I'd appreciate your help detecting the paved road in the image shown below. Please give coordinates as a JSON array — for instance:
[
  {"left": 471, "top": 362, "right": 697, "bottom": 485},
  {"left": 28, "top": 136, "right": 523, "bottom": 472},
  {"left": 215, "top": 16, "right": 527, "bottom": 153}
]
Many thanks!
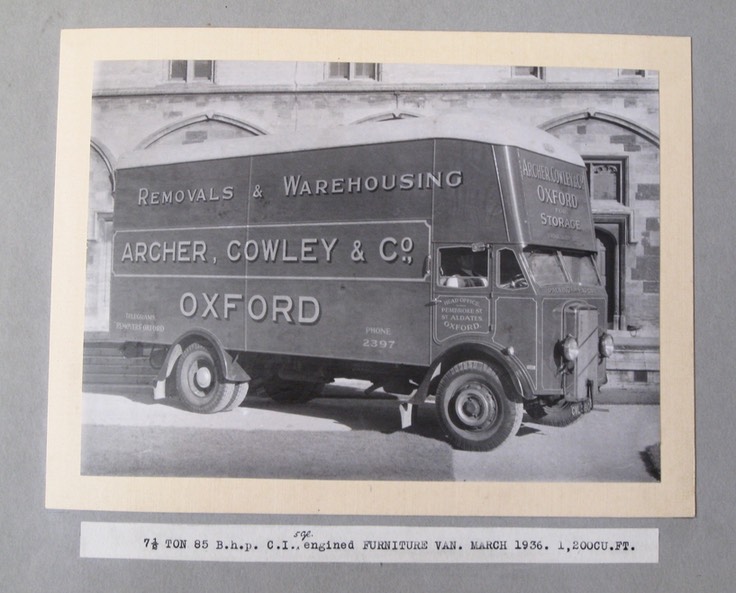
[{"left": 82, "top": 381, "right": 660, "bottom": 482}]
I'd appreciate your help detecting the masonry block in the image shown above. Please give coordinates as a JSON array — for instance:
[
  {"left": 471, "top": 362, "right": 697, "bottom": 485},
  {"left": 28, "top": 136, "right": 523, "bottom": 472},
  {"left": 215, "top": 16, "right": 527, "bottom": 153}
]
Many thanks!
[
  {"left": 631, "top": 256, "right": 660, "bottom": 281},
  {"left": 646, "top": 218, "right": 660, "bottom": 231},
  {"left": 636, "top": 184, "right": 660, "bottom": 201},
  {"left": 610, "top": 134, "right": 636, "bottom": 144}
]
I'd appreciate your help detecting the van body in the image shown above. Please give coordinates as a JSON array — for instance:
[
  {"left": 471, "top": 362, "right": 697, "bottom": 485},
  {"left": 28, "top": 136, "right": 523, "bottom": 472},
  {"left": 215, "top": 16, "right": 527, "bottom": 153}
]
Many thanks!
[{"left": 109, "top": 114, "right": 613, "bottom": 451}]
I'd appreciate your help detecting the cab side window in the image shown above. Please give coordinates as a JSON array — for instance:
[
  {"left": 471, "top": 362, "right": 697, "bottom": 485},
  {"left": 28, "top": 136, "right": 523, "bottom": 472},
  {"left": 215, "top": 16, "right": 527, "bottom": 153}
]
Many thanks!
[
  {"left": 438, "top": 246, "right": 489, "bottom": 288},
  {"left": 497, "top": 249, "right": 528, "bottom": 289}
]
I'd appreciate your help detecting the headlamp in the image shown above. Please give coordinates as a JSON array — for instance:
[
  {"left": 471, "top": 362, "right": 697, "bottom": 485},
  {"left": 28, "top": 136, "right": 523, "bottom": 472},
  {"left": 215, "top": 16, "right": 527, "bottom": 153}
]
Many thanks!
[
  {"left": 599, "top": 332, "right": 615, "bottom": 358},
  {"left": 561, "top": 335, "right": 579, "bottom": 361}
]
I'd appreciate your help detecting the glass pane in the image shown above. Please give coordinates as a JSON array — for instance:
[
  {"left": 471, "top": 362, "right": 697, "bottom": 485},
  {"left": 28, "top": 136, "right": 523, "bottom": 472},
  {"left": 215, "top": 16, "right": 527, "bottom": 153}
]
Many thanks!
[
  {"left": 193, "top": 60, "right": 213, "bottom": 80},
  {"left": 498, "top": 250, "right": 528, "bottom": 289},
  {"left": 524, "top": 249, "right": 567, "bottom": 285},
  {"left": 439, "top": 247, "right": 488, "bottom": 288},
  {"left": 513, "top": 66, "right": 542, "bottom": 78},
  {"left": 353, "top": 62, "right": 377, "bottom": 79},
  {"left": 170, "top": 60, "right": 187, "bottom": 81},
  {"left": 328, "top": 62, "right": 350, "bottom": 79},
  {"left": 561, "top": 252, "right": 600, "bottom": 285}
]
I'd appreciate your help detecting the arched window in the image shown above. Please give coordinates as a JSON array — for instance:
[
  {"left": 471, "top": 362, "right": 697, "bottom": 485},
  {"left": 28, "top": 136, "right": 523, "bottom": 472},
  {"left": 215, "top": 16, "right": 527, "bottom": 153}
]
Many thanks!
[
  {"left": 138, "top": 113, "right": 266, "bottom": 149},
  {"left": 351, "top": 112, "right": 420, "bottom": 124}
]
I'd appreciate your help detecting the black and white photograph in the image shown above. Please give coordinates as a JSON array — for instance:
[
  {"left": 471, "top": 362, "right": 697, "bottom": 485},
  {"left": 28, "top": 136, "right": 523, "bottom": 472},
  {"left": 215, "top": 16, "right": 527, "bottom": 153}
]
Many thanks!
[
  {"left": 80, "top": 58, "right": 661, "bottom": 483},
  {"left": 7, "top": 6, "right": 724, "bottom": 590},
  {"left": 43, "top": 29, "right": 693, "bottom": 520}
]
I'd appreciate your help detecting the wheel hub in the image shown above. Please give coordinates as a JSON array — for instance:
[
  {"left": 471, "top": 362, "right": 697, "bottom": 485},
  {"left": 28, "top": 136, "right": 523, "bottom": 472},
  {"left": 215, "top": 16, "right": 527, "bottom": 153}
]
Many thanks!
[
  {"left": 194, "top": 366, "right": 212, "bottom": 390},
  {"left": 454, "top": 382, "right": 496, "bottom": 428}
]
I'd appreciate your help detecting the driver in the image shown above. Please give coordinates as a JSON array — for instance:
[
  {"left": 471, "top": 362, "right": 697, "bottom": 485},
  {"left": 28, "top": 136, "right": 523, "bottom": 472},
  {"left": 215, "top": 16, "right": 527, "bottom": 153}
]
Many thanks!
[
  {"left": 448, "top": 251, "right": 488, "bottom": 287},
  {"left": 456, "top": 252, "right": 477, "bottom": 277}
]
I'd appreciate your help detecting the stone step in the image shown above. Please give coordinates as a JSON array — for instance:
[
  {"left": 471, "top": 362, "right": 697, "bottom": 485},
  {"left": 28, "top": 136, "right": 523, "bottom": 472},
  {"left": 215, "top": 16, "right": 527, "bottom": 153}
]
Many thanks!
[
  {"left": 83, "top": 383, "right": 153, "bottom": 396},
  {"left": 83, "top": 357, "right": 153, "bottom": 369},
  {"left": 83, "top": 372, "right": 156, "bottom": 386},
  {"left": 83, "top": 340, "right": 158, "bottom": 391}
]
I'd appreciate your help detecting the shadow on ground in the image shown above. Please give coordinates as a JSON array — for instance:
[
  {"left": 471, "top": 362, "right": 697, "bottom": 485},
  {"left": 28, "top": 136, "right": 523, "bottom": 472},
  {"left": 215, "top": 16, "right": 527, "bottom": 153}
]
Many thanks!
[
  {"left": 109, "top": 381, "right": 452, "bottom": 443},
  {"left": 81, "top": 423, "right": 457, "bottom": 480}
]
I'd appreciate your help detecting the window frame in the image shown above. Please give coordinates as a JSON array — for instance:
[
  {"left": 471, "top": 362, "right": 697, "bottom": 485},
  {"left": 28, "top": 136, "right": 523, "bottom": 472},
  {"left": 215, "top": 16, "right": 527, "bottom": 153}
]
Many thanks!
[
  {"left": 619, "top": 68, "right": 647, "bottom": 78},
  {"left": 325, "top": 62, "right": 380, "bottom": 81},
  {"left": 436, "top": 245, "right": 490, "bottom": 290},
  {"left": 511, "top": 66, "right": 546, "bottom": 80},
  {"left": 495, "top": 247, "right": 530, "bottom": 290},
  {"left": 584, "top": 156, "right": 629, "bottom": 206},
  {"left": 168, "top": 60, "right": 215, "bottom": 83}
]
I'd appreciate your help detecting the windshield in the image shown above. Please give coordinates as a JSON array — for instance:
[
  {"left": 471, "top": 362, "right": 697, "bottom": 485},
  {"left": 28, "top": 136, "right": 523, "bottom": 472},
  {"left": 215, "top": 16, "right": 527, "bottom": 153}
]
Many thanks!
[
  {"left": 523, "top": 248, "right": 600, "bottom": 286},
  {"left": 560, "top": 251, "right": 600, "bottom": 285},
  {"left": 524, "top": 249, "right": 567, "bottom": 285}
]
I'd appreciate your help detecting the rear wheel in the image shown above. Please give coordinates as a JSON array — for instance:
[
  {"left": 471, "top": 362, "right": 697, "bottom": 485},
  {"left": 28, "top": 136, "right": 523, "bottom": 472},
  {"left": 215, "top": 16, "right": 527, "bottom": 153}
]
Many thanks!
[
  {"left": 222, "top": 381, "right": 249, "bottom": 411},
  {"left": 175, "top": 343, "right": 241, "bottom": 414},
  {"left": 436, "top": 360, "right": 523, "bottom": 451}
]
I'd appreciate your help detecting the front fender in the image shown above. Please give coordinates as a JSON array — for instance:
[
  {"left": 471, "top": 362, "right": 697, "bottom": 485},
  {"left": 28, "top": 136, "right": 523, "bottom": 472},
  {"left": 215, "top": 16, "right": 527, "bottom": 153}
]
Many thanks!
[{"left": 410, "top": 343, "right": 533, "bottom": 405}]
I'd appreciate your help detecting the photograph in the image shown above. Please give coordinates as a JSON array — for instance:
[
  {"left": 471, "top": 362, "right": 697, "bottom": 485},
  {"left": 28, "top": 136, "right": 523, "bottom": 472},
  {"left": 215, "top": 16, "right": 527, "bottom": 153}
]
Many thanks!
[
  {"left": 80, "top": 59, "right": 661, "bottom": 483},
  {"left": 44, "top": 28, "right": 693, "bottom": 519}
]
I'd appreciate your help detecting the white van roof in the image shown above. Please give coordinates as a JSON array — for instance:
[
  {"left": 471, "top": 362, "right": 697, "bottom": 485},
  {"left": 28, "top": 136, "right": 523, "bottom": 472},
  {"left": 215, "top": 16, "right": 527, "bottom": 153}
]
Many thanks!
[{"left": 117, "top": 112, "right": 584, "bottom": 170}]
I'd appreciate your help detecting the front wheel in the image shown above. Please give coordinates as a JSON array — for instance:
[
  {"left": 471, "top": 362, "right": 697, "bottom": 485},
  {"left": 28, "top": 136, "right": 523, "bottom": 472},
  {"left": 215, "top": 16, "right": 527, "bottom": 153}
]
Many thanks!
[
  {"left": 175, "top": 343, "right": 243, "bottom": 414},
  {"left": 532, "top": 398, "right": 581, "bottom": 427},
  {"left": 436, "top": 361, "right": 523, "bottom": 451}
]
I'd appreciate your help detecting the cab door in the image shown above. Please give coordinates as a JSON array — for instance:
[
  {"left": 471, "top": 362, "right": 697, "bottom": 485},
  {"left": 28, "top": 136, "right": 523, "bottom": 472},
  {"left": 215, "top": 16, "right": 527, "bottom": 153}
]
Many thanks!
[
  {"left": 431, "top": 244, "right": 493, "bottom": 355},
  {"left": 492, "top": 247, "right": 538, "bottom": 389}
]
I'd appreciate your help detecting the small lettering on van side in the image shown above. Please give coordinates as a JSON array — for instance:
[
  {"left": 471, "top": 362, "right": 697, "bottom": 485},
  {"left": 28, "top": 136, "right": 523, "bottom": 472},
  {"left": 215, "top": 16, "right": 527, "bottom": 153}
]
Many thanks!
[{"left": 519, "top": 159, "right": 585, "bottom": 190}]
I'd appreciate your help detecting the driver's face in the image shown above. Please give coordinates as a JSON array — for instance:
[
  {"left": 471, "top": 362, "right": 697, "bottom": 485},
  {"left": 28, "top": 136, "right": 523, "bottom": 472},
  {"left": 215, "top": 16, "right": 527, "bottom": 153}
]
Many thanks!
[{"left": 459, "top": 253, "right": 473, "bottom": 268}]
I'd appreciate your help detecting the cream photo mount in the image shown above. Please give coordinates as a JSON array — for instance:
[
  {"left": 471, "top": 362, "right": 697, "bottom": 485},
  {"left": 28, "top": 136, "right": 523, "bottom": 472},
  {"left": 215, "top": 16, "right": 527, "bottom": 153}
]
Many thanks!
[{"left": 47, "top": 28, "right": 693, "bottom": 517}]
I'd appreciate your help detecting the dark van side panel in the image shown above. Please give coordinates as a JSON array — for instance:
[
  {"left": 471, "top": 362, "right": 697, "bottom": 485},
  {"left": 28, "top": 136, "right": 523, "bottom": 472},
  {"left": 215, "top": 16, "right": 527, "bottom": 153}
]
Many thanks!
[
  {"left": 248, "top": 140, "right": 436, "bottom": 225},
  {"left": 431, "top": 139, "right": 507, "bottom": 244}
]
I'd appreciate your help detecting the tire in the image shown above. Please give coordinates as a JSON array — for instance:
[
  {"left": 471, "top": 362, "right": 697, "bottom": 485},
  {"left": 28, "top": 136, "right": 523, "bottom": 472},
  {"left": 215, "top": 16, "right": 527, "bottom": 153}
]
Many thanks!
[
  {"left": 263, "top": 380, "right": 324, "bottom": 403},
  {"left": 222, "top": 381, "right": 249, "bottom": 411},
  {"left": 532, "top": 399, "right": 581, "bottom": 427},
  {"left": 436, "top": 360, "right": 523, "bottom": 451},
  {"left": 175, "top": 342, "right": 239, "bottom": 414}
]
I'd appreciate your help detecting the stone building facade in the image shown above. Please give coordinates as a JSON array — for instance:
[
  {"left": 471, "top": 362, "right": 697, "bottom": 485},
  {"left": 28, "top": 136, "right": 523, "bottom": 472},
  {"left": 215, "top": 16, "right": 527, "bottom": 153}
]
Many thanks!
[{"left": 86, "top": 60, "right": 660, "bottom": 390}]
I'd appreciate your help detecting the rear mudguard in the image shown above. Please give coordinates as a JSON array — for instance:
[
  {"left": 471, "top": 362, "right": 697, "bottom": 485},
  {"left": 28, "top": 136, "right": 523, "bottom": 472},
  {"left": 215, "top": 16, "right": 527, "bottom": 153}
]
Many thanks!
[{"left": 152, "top": 329, "right": 250, "bottom": 399}]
